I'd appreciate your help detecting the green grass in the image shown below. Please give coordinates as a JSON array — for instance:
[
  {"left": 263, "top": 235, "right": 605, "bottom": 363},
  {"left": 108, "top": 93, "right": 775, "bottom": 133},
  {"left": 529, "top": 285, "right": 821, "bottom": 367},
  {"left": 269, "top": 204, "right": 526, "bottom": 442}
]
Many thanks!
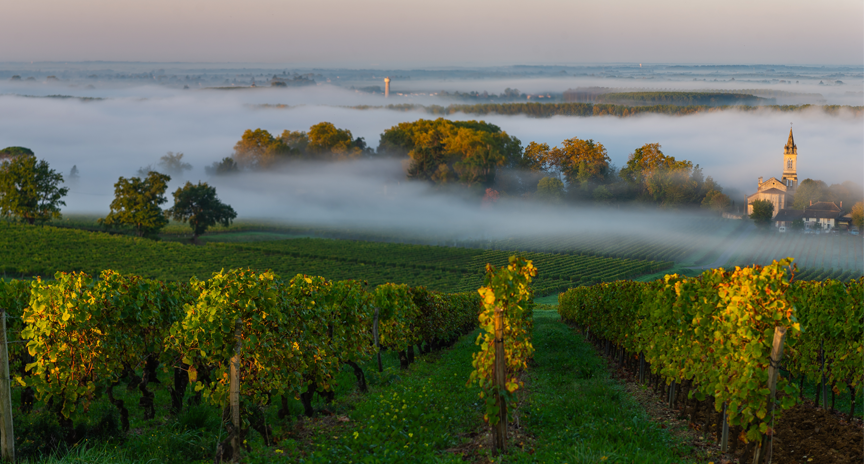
[
  {"left": 263, "top": 332, "right": 485, "bottom": 463},
  {"left": 501, "top": 311, "right": 700, "bottom": 463}
]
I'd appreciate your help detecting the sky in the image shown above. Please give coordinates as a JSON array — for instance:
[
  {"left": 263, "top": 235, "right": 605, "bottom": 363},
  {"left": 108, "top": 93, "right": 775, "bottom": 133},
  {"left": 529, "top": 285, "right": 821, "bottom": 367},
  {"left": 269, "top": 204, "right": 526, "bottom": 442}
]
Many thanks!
[{"left": 2, "top": 0, "right": 863, "bottom": 66}]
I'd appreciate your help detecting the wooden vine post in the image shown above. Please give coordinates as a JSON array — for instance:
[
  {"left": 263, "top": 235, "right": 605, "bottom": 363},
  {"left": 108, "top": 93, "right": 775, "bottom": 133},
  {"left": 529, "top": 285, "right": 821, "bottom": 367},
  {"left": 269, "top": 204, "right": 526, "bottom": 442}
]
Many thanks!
[
  {"left": 752, "top": 326, "right": 787, "bottom": 464},
  {"left": 373, "top": 307, "right": 382, "bottom": 373},
  {"left": 230, "top": 318, "right": 242, "bottom": 463},
  {"left": 0, "top": 309, "right": 14, "bottom": 463},
  {"left": 492, "top": 304, "right": 507, "bottom": 453}
]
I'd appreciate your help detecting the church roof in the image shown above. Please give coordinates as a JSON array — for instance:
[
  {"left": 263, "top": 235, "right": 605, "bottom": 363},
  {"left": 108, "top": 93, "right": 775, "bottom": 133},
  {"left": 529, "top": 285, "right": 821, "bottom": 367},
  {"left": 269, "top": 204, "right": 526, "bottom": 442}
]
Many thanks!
[
  {"left": 785, "top": 128, "right": 796, "bottom": 150},
  {"left": 758, "top": 188, "right": 787, "bottom": 195}
]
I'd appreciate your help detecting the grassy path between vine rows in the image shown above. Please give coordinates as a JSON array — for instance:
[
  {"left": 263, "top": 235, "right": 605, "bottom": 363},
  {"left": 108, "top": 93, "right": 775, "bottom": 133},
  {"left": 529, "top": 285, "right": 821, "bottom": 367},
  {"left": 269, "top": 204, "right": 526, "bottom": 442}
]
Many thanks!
[
  {"left": 264, "top": 330, "right": 486, "bottom": 464},
  {"left": 251, "top": 310, "right": 703, "bottom": 464},
  {"left": 500, "top": 310, "right": 701, "bottom": 464}
]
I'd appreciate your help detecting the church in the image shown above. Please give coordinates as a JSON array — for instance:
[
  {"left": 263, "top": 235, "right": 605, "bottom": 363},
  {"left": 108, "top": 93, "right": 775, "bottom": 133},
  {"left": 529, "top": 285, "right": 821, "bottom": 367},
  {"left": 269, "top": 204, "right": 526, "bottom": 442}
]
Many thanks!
[{"left": 746, "top": 129, "right": 798, "bottom": 217}]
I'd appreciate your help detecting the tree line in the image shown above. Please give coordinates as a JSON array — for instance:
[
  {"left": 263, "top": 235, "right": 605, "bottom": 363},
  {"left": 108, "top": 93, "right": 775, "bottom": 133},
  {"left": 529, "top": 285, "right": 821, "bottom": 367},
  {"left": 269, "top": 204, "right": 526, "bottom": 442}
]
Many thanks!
[
  {"left": 344, "top": 103, "right": 864, "bottom": 119},
  {"left": 0, "top": 151, "right": 236, "bottom": 241}
]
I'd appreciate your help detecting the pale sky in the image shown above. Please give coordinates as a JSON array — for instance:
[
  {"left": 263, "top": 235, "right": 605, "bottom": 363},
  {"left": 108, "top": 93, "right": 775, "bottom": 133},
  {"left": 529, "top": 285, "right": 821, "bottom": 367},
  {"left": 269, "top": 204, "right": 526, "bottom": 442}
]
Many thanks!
[{"left": 2, "top": 0, "right": 863, "bottom": 66}]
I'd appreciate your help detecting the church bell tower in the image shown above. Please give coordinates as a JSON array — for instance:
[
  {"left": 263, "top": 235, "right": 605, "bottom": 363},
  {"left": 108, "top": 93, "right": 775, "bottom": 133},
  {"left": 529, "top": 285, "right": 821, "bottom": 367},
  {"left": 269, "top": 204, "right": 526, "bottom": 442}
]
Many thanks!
[{"left": 782, "top": 128, "right": 798, "bottom": 189}]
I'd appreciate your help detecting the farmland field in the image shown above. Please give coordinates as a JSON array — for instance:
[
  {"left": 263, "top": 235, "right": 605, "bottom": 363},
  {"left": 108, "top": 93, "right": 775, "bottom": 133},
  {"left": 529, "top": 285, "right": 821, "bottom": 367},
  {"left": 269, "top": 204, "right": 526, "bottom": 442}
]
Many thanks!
[{"left": 0, "top": 222, "right": 671, "bottom": 295}]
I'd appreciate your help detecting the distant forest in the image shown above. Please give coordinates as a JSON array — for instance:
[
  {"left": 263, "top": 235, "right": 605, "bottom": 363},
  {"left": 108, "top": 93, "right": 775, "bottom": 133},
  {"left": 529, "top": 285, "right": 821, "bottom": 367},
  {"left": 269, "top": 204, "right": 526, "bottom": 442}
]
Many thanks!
[
  {"left": 345, "top": 102, "right": 863, "bottom": 118},
  {"left": 594, "top": 92, "right": 772, "bottom": 106}
]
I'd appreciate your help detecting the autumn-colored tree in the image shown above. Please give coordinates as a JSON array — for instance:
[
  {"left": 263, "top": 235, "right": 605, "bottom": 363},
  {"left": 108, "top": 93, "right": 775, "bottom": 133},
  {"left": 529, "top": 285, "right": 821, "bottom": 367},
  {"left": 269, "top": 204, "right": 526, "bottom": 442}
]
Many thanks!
[
  {"left": 307, "top": 122, "right": 363, "bottom": 159},
  {"left": 550, "top": 138, "right": 611, "bottom": 189},
  {"left": 233, "top": 129, "right": 293, "bottom": 169},
  {"left": 521, "top": 142, "right": 552, "bottom": 172},
  {"left": 852, "top": 201, "right": 864, "bottom": 230},
  {"left": 380, "top": 118, "right": 521, "bottom": 187},
  {"left": 481, "top": 188, "right": 500, "bottom": 208},
  {"left": 619, "top": 143, "right": 693, "bottom": 188}
]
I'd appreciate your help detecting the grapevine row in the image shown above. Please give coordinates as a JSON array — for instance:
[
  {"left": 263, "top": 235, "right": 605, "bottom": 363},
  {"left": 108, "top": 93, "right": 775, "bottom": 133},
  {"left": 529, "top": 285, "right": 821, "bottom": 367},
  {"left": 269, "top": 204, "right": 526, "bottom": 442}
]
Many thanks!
[{"left": 3, "top": 268, "right": 481, "bottom": 447}]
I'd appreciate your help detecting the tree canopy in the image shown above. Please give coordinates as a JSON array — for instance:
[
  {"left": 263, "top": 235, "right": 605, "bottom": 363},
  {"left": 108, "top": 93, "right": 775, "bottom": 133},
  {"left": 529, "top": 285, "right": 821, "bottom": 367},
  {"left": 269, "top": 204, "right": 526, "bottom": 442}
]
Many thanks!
[
  {"left": 378, "top": 118, "right": 522, "bottom": 187},
  {"left": 205, "top": 157, "right": 240, "bottom": 176},
  {"left": 158, "top": 152, "right": 193, "bottom": 176},
  {"left": 523, "top": 138, "right": 611, "bottom": 191},
  {"left": 792, "top": 179, "right": 829, "bottom": 210},
  {"left": 232, "top": 123, "right": 368, "bottom": 168},
  {"left": 167, "top": 181, "right": 237, "bottom": 242},
  {"left": 852, "top": 202, "right": 864, "bottom": 230},
  {"left": 99, "top": 171, "right": 171, "bottom": 238},
  {"left": 0, "top": 146, "right": 34, "bottom": 161},
  {"left": 0, "top": 154, "right": 68, "bottom": 224},
  {"left": 536, "top": 177, "right": 564, "bottom": 203},
  {"left": 750, "top": 199, "right": 774, "bottom": 228}
]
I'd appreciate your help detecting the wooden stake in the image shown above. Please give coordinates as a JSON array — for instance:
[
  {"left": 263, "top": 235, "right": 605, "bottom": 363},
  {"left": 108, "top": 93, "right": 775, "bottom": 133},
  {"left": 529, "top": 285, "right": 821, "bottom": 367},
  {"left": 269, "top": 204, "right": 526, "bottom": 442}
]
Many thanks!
[
  {"left": 373, "top": 307, "right": 382, "bottom": 373},
  {"left": 752, "top": 326, "right": 787, "bottom": 464},
  {"left": 819, "top": 341, "right": 828, "bottom": 410},
  {"left": 230, "top": 318, "right": 242, "bottom": 462},
  {"left": 0, "top": 310, "right": 14, "bottom": 463},
  {"left": 721, "top": 403, "right": 729, "bottom": 453},
  {"left": 492, "top": 305, "right": 507, "bottom": 454},
  {"left": 638, "top": 353, "right": 645, "bottom": 383}
]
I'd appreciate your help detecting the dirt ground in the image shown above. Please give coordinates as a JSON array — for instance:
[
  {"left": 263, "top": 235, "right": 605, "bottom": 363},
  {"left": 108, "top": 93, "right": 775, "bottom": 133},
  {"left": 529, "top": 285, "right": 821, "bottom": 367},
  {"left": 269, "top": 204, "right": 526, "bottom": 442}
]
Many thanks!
[{"left": 598, "top": 344, "right": 863, "bottom": 464}]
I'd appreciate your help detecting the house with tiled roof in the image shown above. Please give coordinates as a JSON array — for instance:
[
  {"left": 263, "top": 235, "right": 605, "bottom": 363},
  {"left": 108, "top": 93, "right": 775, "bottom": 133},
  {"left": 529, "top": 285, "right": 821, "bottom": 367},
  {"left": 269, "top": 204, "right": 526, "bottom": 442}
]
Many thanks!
[{"left": 773, "top": 201, "right": 845, "bottom": 230}]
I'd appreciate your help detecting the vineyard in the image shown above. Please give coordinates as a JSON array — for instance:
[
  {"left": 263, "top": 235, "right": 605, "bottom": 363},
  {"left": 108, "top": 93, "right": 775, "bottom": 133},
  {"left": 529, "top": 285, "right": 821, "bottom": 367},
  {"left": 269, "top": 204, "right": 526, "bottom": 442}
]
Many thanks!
[
  {"left": 724, "top": 233, "right": 864, "bottom": 274},
  {"left": 2, "top": 269, "right": 482, "bottom": 462},
  {"left": 559, "top": 261, "right": 864, "bottom": 463},
  {"left": 0, "top": 222, "right": 670, "bottom": 296}
]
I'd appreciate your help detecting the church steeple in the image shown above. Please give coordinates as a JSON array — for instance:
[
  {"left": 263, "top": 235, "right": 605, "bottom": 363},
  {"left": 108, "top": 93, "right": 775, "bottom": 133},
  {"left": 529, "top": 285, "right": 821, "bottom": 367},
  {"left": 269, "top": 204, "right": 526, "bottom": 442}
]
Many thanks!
[
  {"left": 784, "top": 128, "right": 796, "bottom": 154},
  {"left": 782, "top": 128, "right": 797, "bottom": 189}
]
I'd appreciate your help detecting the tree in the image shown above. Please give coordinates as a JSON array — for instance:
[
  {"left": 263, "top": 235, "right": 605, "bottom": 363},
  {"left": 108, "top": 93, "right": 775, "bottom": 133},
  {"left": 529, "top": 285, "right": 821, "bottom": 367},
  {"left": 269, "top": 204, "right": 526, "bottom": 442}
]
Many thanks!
[
  {"left": 99, "top": 171, "right": 171, "bottom": 238},
  {"left": 620, "top": 143, "right": 692, "bottom": 188},
  {"left": 158, "top": 152, "right": 192, "bottom": 176},
  {"left": 233, "top": 129, "right": 293, "bottom": 169},
  {"left": 69, "top": 165, "right": 79, "bottom": 179},
  {"left": 279, "top": 130, "right": 309, "bottom": 153},
  {"left": 791, "top": 179, "right": 830, "bottom": 209},
  {"left": 536, "top": 176, "right": 564, "bottom": 202},
  {"left": 556, "top": 138, "right": 610, "bottom": 189},
  {"left": 0, "top": 146, "right": 34, "bottom": 161},
  {"left": 205, "top": 157, "right": 240, "bottom": 176},
  {"left": 790, "top": 218, "right": 805, "bottom": 231},
  {"left": 379, "top": 118, "right": 521, "bottom": 187},
  {"left": 306, "top": 122, "right": 366, "bottom": 159},
  {"left": 750, "top": 199, "right": 774, "bottom": 229},
  {"left": 701, "top": 190, "right": 731, "bottom": 213},
  {"left": 521, "top": 142, "right": 552, "bottom": 172},
  {"left": 0, "top": 154, "right": 68, "bottom": 224},
  {"left": 167, "top": 182, "right": 237, "bottom": 242},
  {"left": 852, "top": 202, "right": 864, "bottom": 230}
]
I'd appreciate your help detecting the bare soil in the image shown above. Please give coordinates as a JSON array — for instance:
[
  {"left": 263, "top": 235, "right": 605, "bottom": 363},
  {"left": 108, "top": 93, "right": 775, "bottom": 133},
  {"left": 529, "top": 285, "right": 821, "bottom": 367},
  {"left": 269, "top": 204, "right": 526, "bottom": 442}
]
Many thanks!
[{"left": 597, "top": 343, "right": 863, "bottom": 464}]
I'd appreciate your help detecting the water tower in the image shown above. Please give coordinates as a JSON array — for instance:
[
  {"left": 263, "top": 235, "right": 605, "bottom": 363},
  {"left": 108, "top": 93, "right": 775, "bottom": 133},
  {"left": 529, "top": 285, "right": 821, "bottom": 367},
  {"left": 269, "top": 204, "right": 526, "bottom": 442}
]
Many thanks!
[{"left": 384, "top": 77, "right": 391, "bottom": 98}]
